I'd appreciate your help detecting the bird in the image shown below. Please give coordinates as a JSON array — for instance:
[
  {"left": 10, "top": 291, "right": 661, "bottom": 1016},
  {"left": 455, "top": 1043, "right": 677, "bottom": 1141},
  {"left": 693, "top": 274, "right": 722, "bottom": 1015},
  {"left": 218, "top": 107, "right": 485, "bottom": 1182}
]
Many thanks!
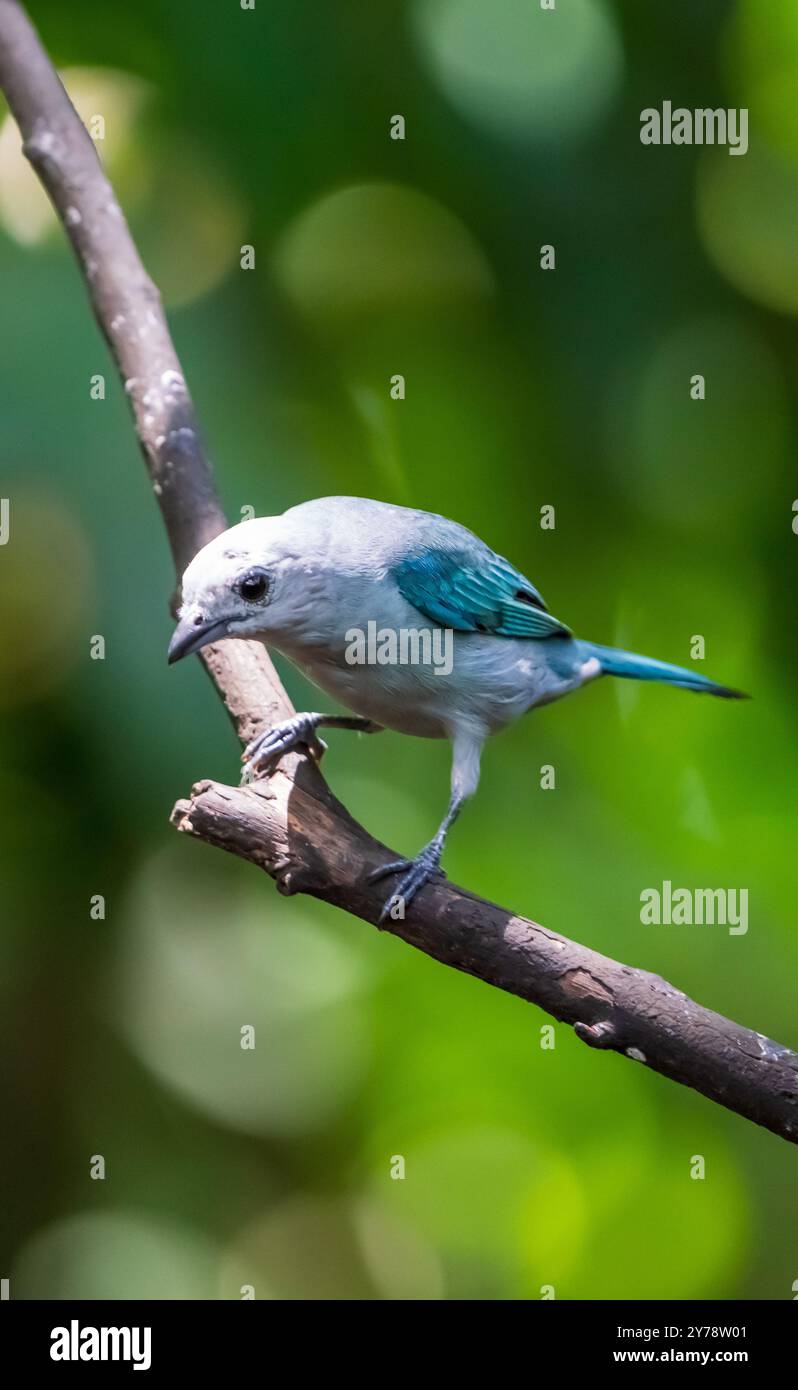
[{"left": 168, "top": 496, "right": 745, "bottom": 921}]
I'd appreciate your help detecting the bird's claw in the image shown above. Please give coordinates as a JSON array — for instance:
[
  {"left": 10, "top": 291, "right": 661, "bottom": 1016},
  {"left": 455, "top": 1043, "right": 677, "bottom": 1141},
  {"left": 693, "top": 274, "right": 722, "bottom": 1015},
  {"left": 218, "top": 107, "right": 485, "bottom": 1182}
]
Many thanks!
[
  {"left": 240, "top": 715, "right": 327, "bottom": 784},
  {"left": 371, "top": 844, "right": 446, "bottom": 923},
  {"left": 369, "top": 858, "right": 414, "bottom": 884}
]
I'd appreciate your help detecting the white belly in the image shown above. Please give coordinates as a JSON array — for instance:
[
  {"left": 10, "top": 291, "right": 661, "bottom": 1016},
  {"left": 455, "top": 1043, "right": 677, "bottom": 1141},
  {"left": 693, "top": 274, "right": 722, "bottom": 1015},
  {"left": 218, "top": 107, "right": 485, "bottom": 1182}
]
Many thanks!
[{"left": 268, "top": 630, "right": 588, "bottom": 740}]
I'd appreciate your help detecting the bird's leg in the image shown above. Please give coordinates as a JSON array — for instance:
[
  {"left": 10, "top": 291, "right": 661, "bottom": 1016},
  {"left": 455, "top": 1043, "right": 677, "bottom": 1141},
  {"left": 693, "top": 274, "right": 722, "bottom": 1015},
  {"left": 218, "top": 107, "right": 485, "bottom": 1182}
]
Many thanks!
[
  {"left": 241, "top": 713, "right": 382, "bottom": 783},
  {"left": 370, "top": 793, "right": 464, "bottom": 923}
]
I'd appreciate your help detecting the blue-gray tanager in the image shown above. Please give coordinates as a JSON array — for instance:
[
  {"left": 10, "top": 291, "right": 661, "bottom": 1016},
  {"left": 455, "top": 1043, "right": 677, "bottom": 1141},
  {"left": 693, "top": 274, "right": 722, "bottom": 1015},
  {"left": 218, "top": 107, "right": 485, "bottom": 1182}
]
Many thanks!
[{"left": 168, "top": 496, "right": 744, "bottom": 918}]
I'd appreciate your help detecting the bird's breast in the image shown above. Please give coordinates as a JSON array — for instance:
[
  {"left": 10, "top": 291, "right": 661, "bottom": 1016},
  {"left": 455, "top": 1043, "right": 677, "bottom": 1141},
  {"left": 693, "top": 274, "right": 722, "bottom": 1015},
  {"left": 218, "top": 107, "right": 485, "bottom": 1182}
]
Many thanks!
[
  {"left": 267, "top": 625, "right": 586, "bottom": 740},
  {"left": 284, "top": 641, "right": 453, "bottom": 737}
]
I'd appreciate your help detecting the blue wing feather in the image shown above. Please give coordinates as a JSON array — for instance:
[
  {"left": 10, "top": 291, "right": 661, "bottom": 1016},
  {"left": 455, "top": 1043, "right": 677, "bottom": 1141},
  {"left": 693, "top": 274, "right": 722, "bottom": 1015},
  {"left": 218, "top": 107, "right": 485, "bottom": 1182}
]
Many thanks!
[{"left": 393, "top": 548, "right": 571, "bottom": 639}]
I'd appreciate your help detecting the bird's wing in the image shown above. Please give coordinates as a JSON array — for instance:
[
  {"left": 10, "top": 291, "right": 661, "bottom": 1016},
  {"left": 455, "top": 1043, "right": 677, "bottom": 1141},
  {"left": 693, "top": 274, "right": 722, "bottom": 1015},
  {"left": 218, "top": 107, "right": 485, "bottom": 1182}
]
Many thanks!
[{"left": 393, "top": 546, "right": 571, "bottom": 639}]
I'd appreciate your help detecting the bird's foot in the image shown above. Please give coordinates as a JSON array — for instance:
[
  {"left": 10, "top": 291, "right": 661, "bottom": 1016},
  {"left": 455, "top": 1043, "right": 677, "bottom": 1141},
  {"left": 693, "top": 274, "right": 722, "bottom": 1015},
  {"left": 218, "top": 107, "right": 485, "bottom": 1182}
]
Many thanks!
[
  {"left": 241, "top": 714, "right": 327, "bottom": 783},
  {"left": 370, "top": 841, "right": 446, "bottom": 923}
]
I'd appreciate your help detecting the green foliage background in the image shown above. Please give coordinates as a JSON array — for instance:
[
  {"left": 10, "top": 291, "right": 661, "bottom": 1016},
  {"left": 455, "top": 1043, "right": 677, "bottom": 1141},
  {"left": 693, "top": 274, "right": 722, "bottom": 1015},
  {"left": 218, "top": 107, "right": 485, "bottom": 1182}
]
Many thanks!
[{"left": 1, "top": 0, "right": 796, "bottom": 1299}]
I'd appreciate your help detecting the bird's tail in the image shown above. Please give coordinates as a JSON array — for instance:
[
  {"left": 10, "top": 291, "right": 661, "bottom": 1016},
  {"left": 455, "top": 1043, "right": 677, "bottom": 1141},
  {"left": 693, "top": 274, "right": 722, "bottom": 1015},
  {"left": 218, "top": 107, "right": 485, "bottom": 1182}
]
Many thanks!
[{"left": 579, "top": 641, "right": 748, "bottom": 699}]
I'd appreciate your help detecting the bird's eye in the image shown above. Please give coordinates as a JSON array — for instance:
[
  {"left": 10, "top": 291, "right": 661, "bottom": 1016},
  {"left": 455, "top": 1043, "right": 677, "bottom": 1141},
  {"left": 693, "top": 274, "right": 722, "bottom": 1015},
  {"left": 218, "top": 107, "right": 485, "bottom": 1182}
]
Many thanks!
[{"left": 237, "top": 568, "right": 270, "bottom": 603}]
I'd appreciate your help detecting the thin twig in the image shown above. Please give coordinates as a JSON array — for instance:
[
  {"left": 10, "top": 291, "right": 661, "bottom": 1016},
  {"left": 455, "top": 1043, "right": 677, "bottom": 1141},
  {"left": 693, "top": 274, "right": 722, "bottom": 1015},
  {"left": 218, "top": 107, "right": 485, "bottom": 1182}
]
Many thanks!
[
  {"left": 2, "top": 0, "right": 795, "bottom": 1145},
  {"left": 0, "top": 0, "right": 289, "bottom": 746}
]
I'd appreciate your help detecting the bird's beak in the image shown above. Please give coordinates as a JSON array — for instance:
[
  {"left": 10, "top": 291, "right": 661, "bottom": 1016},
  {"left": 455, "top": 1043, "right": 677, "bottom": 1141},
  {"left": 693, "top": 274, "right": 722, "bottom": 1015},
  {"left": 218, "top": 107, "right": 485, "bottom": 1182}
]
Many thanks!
[{"left": 167, "top": 613, "right": 229, "bottom": 664}]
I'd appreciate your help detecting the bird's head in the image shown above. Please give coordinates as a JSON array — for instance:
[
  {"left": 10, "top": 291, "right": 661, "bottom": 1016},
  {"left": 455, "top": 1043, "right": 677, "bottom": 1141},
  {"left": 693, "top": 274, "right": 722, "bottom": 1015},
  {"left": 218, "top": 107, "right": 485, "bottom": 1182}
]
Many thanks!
[{"left": 167, "top": 516, "right": 298, "bottom": 664}]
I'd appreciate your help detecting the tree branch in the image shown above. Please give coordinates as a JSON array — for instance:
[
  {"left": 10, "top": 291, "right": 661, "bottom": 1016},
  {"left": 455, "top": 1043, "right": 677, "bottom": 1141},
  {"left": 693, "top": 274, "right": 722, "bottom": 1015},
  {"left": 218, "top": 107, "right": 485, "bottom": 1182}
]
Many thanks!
[
  {"left": 2, "top": 0, "right": 796, "bottom": 1146},
  {"left": 0, "top": 0, "right": 289, "bottom": 747},
  {"left": 170, "top": 776, "right": 798, "bottom": 1145}
]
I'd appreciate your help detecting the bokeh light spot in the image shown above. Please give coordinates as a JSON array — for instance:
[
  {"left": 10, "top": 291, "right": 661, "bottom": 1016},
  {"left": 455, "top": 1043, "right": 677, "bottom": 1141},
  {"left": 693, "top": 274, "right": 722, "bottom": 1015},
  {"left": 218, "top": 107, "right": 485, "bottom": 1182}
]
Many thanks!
[
  {"left": 135, "top": 142, "right": 247, "bottom": 309},
  {"left": 115, "top": 848, "right": 371, "bottom": 1137},
  {"left": 0, "top": 492, "right": 92, "bottom": 709},
  {"left": 14, "top": 1210, "right": 217, "bottom": 1299},
  {"left": 723, "top": 0, "right": 798, "bottom": 162},
  {"left": 413, "top": 0, "right": 622, "bottom": 146},
  {"left": 274, "top": 182, "right": 494, "bottom": 325},
  {"left": 371, "top": 1126, "right": 584, "bottom": 1298},
  {"left": 0, "top": 68, "right": 150, "bottom": 245},
  {"left": 697, "top": 147, "right": 798, "bottom": 316},
  {"left": 221, "top": 1196, "right": 444, "bottom": 1300}
]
